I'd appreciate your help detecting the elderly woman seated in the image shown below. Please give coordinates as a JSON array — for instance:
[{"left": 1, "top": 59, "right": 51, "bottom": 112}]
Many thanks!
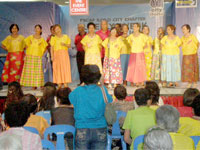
[
  {"left": 144, "top": 126, "right": 173, "bottom": 150},
  {"left": 156, "top": 105, "right": 195, "bottom": 150}
]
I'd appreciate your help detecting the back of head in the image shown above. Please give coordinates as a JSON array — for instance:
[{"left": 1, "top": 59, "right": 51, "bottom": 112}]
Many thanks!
[
  {"left": 5, "top": 101, "right": 30, "bottom": 127},
  {"left": 156, "top": 105, "right": 180, "bottom": 132},
  {"left": 7, "top": 81, "right": 24, "bottom": 103},
  {"left": 81, "top": 65, "right": 101, "bottom": 85},
  {"left": 43, "top": 82, "right": 57, "bottom": 97},
  {"left": 183, "top": 88, "right": 200, "bottom": 106},
  {"left": 39, "top": 84, "right": 56, "bottom": 110},
  {"left": 192, "top": 94, "right": 200, "bottom": 116},
  {"left": 145, "top": 81, "right": 160, "bottom": 105},
  {"left": 0, "top": 134, "right": 22, "bottom": 150},
  {"left": 44, "top": 82, "right": 57, "bottom": 89},
  {"left": 21, "top": 94, "right": 38, "bottom": 114},
  {"left": 144, "top": 126, "right": 173, "bottom": 150},
  {"left": 114, "top": 85, "right": 127, "bottom": 100},
  {"left": 134, "top": 88, "right": 150, "bottom": 106},
  {"left": 57, "top": 87, "right": 71, "bottom": 105}
]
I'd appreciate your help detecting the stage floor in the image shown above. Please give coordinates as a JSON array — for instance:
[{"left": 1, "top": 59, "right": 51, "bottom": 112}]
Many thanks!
[{"left": 0, "top": 81, "right": 199, "bottom": 97}]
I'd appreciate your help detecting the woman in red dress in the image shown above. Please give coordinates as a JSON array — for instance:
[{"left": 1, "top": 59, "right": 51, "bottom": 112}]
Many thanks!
[{"left": 1, "top": 24, "right": 25, "bottom": 83}]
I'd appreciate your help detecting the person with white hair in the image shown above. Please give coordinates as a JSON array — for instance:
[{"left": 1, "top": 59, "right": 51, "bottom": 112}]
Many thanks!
[
  {"left": 156, "top": 105, "right": 195, "bottom": 150},
  {"left": 144, "top": 126, "right": 173, "bottom": 150},
  {"left": 0, "top": 134, "right": 22, "bottom": 150},
  {"left": 96, "top": 20, "right": 110, "bottom": 64}
]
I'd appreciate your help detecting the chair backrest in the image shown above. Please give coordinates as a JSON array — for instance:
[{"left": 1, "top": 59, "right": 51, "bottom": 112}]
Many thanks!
[
  {"left": 112, "top": 111, "right": 127, "bottom": 136},
  {"left": 42, "top": 139, "right": 55, "bottom": 150},
  {"left": 24, "top": 126, "right": 39, "bottom": 135},
  {"left": 44, "top": 125, "right": 75, "bottom": 150},
  {"left": 190, "top": 136, "right": 200, "bottom": 148},
  {"left": 35, "top": 111, "right": 51, "bottom": 125},
  {"left": 133, "top": 135, "right": 144, "bottom": 150}
]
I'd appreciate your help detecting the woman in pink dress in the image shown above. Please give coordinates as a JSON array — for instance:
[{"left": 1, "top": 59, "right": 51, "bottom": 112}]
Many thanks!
[{"left": 126, "top": 23, "right": 147, "bottom": 87}]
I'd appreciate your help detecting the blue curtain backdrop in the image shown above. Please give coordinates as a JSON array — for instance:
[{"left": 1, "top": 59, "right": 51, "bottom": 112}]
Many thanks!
[{"left": 0, "top": 2, "right": 176, "bottom": 82}]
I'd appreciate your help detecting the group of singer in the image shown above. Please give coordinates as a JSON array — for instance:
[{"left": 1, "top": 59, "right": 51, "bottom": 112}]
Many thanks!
[{"left": 1, "top": 20, "right": 199, "bottom": 89}]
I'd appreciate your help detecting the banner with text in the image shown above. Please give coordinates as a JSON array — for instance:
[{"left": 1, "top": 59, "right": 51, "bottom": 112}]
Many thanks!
[{"left": 70, "top": 0, "right": 89, "bottom": 15}]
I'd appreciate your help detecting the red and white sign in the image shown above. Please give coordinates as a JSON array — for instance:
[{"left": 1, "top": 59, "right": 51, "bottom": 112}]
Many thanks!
[{"left": 70, "top": 0, "right": 89, "bottom": 16}]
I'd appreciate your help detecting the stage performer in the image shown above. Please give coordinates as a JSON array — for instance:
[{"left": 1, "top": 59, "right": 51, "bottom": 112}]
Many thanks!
[
  {"left": 20, "top": 24, "right": 47, "bottom": 89},
  {"left": 151, "top": 27, "right": 165, "bottom": 82},
  {"left": 161, "top": 24, "right": 181, "bottom": 87},
  {"left": 126, "top": 23, "right": 147, "bottom": 87},
  {"left": 115, "top": 23, "right": 123, "bottom": 36},
  {"left": 1, "top": 24, "right": 25, "bottom": 83},
  {"left": 96, "top": 20, "right": 110, "bottom": 64},
  {"left": 50, "top": 24, "right": 72, "bottom": 88},
  {"left": 74, "top": 24, "right": 86, "bottom": 85},
  {"left": 44, "top": 25, "right": 54, "bottom": 83},
  {"left": 181, "top": 24, "right": 199, "bottom": 88},
  {"left": 120, "top": 24, "right": 131, "bottom": 86},
  {"left": 81, "top": 22, "right": 103, "bottom": 73},
  {"left": 142, "top": 25, "right": 153, "bottom": 81},
  {"left": 102, "top": 27, "right": 123, "bottom": 88}
]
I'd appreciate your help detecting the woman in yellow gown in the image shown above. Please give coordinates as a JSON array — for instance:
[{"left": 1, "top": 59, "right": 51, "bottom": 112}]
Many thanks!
[
  {"left": 120, "top": 24, "right": 131, "bottom": 86},
  {"left": 126, "top": 23, "right": 147, "bottom": 87},
  {"left": 20, "top": 25, "right": 47, "bottom": 89},
  {"left": 81, "top": 22, "right": 102, "bottom": 73},
  {"left": 151, "top": 27, "right": 165, "bottom": 81},
  {"left": 161, "top": 25, "right": 181, "bottom": 87},
  {"left": 142, "top": 25, "right": 153, "bottom": 81},
  {"left": 50, "top": 24, "right": 71, "bottom": 88},
  {"left": 102, "top": 27, "right": 123, "bottom": 88},
  {"left": 181, "top": 24, "right": 199, "bottom": 88}
]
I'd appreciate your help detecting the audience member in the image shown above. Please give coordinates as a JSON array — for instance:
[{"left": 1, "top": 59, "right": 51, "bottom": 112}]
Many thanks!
[
  {"left": 112, "top": 85, "right": 134, "bottom": 112},
  {"left": 134, "top": 81, "right": 163, "bottom": 109},
  {"left": 38, "top": 82, "right": 57, "bottom": 111},
  {"left": 0, "top": 134, "right": 22, "bottom": 150},
  {"left": 177, "top": 88, "right": 199, "bottom": 117},
  {"left": 144, "top": 126, "right": 173, "bottom": 150},
  {"left": 51, "top": 87, "right": 74, "bottom": 150},
  {"left": 178, "top": 94, "right": 200, "bottom": 136},
  {"left": 156, "top": 105, "right": 194, "bottom": 149},
  {"left": 6, "top": 81, "right": 23, "bottom": 105},
  {"left": 123, "top": 88, "right": 156, "bottom": 149},
  {"left": 23, "top": 94, "right": 49, "bottom": 137},
  {"left": 1, "top": 101, "right": 42, "bottom": 150},
  {"left": 69, "top": 65, "right": 112, "bottom": 150},
  {"left": 145, "top": 81, "right": 161, "bottom": 110}
]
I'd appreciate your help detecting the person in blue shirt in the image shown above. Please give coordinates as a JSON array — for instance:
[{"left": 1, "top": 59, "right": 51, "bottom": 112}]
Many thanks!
[{"left": 69, "top": 64, "right": 113, "bottom": 150}]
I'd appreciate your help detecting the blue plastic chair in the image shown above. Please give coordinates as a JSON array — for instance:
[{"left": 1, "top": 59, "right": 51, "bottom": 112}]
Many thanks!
[
  {"left": 133, "top": 135, "right": 144, "bottom": 150},
  {"left": 190, "top": 136, "right": 200, "bottom": 148},
  {"left": 24, "top": 126, "right": 39, "bottom": 135},
  {"left": 35, "top": 110, "right": 51, "bottom": 125},
  {"left": 107, "top": 111, "right": 127, "bottom": 150},
  {"left": 44, "top": 125, "right": 75, "bottom": 150},
  {"left": 42, "top": 139, "right": 55, "bottom": 150}
]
